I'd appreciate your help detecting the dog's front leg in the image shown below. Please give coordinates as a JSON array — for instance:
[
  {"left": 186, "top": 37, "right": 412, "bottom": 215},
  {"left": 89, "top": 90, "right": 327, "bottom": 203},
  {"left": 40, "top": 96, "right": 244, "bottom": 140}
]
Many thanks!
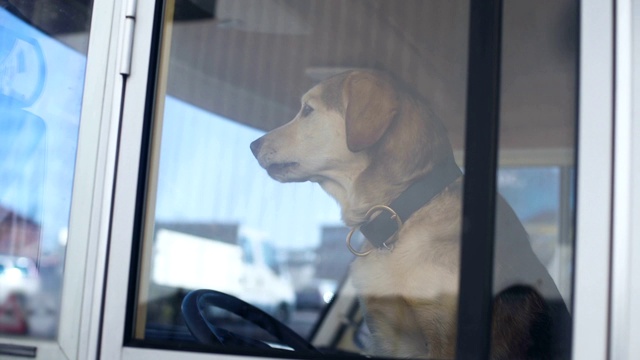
[
  {"left": 363, "top": 295, "right": 457, "bottom": 359},
  {"left": 409, "top": 293, "right": 458, "bottom": 359}
]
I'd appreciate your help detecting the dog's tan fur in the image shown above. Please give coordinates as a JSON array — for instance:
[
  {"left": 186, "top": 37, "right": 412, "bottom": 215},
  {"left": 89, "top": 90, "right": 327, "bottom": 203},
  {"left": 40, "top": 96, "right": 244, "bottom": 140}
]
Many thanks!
[{"left": 251, "top": 70, "right": 568, "bottom": 359}]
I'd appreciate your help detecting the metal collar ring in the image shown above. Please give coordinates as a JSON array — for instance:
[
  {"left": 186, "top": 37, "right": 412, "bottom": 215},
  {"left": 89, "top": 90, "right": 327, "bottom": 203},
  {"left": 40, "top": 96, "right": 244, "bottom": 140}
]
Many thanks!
[{"left": 346, "top": 205, "right": 403, "bottom": 257}]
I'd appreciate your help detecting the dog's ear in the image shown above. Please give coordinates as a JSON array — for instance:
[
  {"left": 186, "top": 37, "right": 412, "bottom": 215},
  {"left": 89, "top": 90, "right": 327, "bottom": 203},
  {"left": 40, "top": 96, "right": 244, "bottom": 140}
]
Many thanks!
[{"left": 344, "top": 72, "right": 398, "bottom": 152}]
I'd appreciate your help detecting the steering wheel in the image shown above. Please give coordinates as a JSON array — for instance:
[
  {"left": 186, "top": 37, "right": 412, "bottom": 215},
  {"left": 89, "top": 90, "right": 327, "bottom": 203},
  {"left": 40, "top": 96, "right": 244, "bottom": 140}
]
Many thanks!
[{"left": 181, "top": 289, "right": 320, "bottom": 354}]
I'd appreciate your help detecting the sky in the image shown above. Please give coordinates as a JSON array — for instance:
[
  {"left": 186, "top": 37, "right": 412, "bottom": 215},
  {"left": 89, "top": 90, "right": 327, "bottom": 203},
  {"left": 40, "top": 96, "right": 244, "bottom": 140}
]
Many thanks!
[
  {"left": 156, "top": 96, "right": 343, "bottom": 250},
  {"left": 1, "top": 8, "right": 85, "bottom": 253}
]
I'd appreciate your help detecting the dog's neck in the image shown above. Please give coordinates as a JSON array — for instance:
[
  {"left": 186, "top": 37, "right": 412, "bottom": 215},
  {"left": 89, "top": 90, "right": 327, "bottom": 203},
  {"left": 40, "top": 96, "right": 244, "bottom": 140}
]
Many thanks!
[
  {"left": 317, "top": 161, "right": 436, "bottom": 227},
  {"left": 318, "top": 184, "right": 378, "bottom": 227},
  {"left": 319, "top": 95, "right": 453, "bottom": 228},
  {"left": 350, "top": 167, "right": 433, "bottom": 226},
  {"left": 313, "top": 164, "right": 371, "bottom": 226}
]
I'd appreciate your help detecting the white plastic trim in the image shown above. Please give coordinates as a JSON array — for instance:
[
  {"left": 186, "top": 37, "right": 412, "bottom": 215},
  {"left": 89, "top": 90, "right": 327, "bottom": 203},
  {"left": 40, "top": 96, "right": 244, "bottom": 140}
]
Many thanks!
[
  {"left": 610, "top": 0, "right": 639, "bottom": 359},
  {"left": 122, "top": 347, "right": 285, "bottom": 360},
  {"left": 98, "top": 0, "right": 157, "bottom": 358},
  {"left": 0, "top": 0, "right": 122, "bottom": 359},
  {"left": 628, "top": 2, "right": 640, "bottom": 358},
  {"left": 572, "top": 1, "right": 614, "bottom": 360}
]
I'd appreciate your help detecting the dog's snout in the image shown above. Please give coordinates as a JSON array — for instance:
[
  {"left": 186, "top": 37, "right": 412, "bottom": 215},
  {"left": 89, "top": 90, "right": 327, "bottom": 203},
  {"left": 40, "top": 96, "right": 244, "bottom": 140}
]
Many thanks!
[{"left": 250, "top": 137, "right": 264, "bottom": 157}]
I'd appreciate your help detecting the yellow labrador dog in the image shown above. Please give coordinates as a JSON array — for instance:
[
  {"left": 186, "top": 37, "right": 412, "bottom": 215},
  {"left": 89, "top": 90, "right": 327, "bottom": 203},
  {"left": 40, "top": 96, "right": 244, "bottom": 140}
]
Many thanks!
[{"left": 251, "top": 70, "right": 570, "bottom": 359}]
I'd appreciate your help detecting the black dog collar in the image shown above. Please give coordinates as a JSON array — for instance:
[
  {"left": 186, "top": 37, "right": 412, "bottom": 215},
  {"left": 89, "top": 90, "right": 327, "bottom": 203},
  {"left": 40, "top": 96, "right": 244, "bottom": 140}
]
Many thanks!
[{"left": 357, "top": 158, "right": 462, "bottom": 251}]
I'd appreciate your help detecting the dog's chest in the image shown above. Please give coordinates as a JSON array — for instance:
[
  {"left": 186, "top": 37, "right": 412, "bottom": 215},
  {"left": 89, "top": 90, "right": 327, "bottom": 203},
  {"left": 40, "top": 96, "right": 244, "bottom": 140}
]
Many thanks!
[{"left": 349, "top": 206, "right": 460, "bottom": 301}]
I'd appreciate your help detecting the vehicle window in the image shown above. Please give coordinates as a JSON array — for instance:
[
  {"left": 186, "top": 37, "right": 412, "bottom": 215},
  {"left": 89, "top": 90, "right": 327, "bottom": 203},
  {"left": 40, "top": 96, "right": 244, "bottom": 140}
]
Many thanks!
[
  {"left": 497, "top": 167, "right": 574, "bottom": 304},
  {"left": 129, "top": 0, "right": 576, "bottom": 358},
  {"left": 239, "top": 236, "right": 255, "bottom": 264},
  {"left": 0, "top": 1, "right": 92, "bottom": 339},
  {"left": 486, "top": 1, "right": 577, "bottom": 355},
  {"left": 262, "top": 242, "right": 279, "bottom": 275}
]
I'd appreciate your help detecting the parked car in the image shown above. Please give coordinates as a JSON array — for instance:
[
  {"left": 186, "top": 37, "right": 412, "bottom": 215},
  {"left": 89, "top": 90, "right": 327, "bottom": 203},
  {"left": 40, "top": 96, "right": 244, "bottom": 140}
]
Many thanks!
[
  {"left": 0, "top": 255, "right": 40, "bottom": 304},
  {"left": 295, "top": 279, "right": 337, "bottom": 310}
]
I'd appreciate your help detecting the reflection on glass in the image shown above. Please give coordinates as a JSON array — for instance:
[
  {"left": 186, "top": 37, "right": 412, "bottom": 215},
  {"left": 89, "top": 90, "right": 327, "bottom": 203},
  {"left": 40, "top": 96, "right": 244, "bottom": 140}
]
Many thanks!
[
  {"left": 498, "top": 167, "right": 574, "bottom": 304},
  {"left": 138, "top": 1, "right": 470, "bottom": 356},
  {"left": 135, "top": 0, "right": 575, "bottom": 359},
  {"left": 0, "top": 3, "right": 91, "bottom": 338},
  {"left": 489, "top": 0, "right": 578, "bottom": 357},
  {"left": 143, "top": 97, "right": 342, "bottom": 340}
]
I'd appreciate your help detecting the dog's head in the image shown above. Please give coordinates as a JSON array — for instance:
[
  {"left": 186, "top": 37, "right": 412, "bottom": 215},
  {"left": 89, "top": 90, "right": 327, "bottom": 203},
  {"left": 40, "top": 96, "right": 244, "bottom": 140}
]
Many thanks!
[
  {"left": 250, "top": 70, "right": 404, "bottom": 180},
  {"left": 250, "top": 70, "right": 453, "bottom": 208}
]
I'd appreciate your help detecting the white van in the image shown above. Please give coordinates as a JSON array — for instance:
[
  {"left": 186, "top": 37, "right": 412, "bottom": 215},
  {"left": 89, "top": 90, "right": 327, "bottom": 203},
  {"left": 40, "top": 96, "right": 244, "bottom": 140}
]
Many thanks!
[{"left": 151, "top": 224, "right": 295, "bottom": 323}]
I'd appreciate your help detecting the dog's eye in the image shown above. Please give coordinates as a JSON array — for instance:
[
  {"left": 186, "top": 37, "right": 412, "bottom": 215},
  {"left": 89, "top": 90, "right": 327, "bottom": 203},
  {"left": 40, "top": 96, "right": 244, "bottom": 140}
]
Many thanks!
[{"left": 301, "top": 104, "right": 314, "bottom": 117}]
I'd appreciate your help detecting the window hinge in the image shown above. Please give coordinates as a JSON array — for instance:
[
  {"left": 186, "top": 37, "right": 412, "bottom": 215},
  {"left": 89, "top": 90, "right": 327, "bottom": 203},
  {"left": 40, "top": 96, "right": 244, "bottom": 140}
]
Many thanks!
[{"left": 119, "top": 0, "right": 138, "bottom": 76}]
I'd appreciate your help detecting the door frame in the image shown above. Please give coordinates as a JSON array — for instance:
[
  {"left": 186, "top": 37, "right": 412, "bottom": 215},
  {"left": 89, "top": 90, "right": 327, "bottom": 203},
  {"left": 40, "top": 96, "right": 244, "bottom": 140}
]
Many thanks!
[{"left": 98, "top": 0, "right": 621, "bottom": 359}]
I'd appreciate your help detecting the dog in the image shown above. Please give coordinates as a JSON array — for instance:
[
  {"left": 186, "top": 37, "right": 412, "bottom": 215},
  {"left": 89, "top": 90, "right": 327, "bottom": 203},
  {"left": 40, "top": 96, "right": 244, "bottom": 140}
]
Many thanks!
[{"left": 250, "top": 70, "right": 570, "bottom": 359}]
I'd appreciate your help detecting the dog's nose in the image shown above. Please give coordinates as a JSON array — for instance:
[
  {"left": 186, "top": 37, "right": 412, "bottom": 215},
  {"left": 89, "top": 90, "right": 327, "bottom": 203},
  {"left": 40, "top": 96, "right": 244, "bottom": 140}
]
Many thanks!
[{"left": 250, "top": 138, "right": 263, "bottom": 157}]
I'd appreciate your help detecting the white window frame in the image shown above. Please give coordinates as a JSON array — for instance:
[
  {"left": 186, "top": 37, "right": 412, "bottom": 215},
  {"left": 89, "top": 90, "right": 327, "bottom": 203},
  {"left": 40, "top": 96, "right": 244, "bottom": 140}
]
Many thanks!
[
  {"left": 97, "top": 0, "right": 629, "bottom": 359},
  {"left": 609, "top": 0, "right": 640, "bottom": 359},
  {"left": 571, "top": 1, "right": 614, "bottom": 360},
  {"left": 0, "top": 0, "right": 126, "bottom": 359}
]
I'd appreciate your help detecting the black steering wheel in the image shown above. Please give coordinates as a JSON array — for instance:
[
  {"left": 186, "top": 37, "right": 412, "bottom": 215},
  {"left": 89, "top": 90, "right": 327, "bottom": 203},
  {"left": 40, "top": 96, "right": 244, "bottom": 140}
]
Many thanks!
[{"left": 181, "top": 289, "right": 320, "bottom": 354}]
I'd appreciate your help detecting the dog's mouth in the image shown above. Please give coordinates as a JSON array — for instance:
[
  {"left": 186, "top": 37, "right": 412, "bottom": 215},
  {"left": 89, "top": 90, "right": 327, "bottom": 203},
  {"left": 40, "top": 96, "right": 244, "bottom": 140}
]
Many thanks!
[{"left": 266, "top": 162, "right": 300, "bottom": 179}]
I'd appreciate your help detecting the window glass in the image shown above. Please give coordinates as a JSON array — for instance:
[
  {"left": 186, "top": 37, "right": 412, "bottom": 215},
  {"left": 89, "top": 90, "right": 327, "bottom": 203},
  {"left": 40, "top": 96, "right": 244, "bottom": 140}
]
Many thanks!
[
  {"left": 490, "top": 0, "right": 577, "bottom": 357},
  {"left": 0, "top": 1, "right": 92, "bottom": 339},
  {"left": 131, "top": 0, "right": 575, "bottom": 359},
  {"left": 497, "top": 167, "right": 574, "bottom": 303}
]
